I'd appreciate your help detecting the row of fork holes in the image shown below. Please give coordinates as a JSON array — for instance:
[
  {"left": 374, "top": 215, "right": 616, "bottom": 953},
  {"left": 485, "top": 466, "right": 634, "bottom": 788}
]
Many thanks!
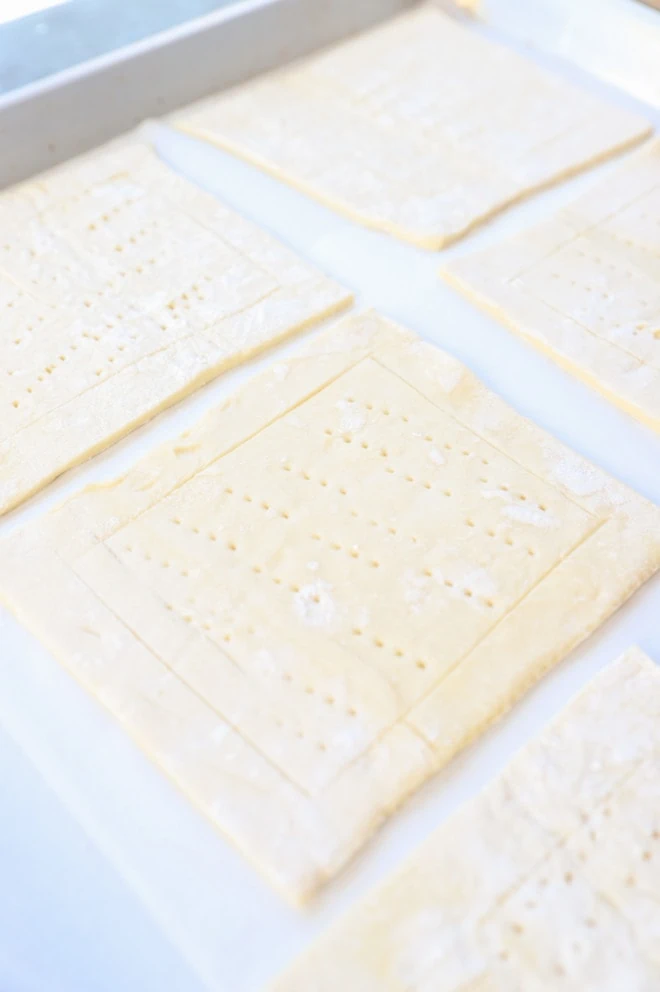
[
  {"left": 7, "top": 326, "right": 133, "bottom": 407},
  {"left": 171, "top": 473, "right": 539, "bottom": 603},
  {"left": 127, "top": 535, "right": 432, "bottom": 672},
  {"left": 497, "top": 820, "right": 660, "bottom": 963},
  {"left": 172, "top": 521, "right": 497, "bottom": 605},
  {"left": 290, "top": 445, "right": 549, "bottom": 512},
  {"left": 85, "top": 213, "right": 212, "bottom": 310},
  {"left": 549, "top": 252, "right": 660, "bottom": 339},
  {"left": 281, "top": 464, "right": 541, "bottom": 553},
  {"left": 173, "top": 491, "right": 535, "bottom": 573},
  {"left": 86, "top": 200, "right": 139, "bottom": 228},
  {"left": 280, "top": 676, "right": 358, "bottom": 746},
  {"left": 2, "top": 241, "right": 110, "bottom": 299},
  {"left": 15, "top": 256, "right": 639, "bottom": 355},
  {"left": 140, "top": 576, "right": 362, "bottom": 741},
  {"left": 5, "top": 218, "right": 213, "bottom": 331},
  {"left": 166, "top": 602, "right": 361, "bottom": 717}
]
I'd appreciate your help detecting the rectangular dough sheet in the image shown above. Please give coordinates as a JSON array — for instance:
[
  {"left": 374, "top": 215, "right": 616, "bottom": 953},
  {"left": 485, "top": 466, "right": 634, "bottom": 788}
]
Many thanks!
[
  {"left": 274, "top": 647, "right": 660, "bottom": 991},
  {"left": 1, "top": 312, "right": 658, "bottom": 905},
  {"left": 179, "top": 3, "right": 650, "bottom": 249},
  {"left": 443, "top": 139, "right": 660, "bottom": 432},
  {"left": 0, "top": 140, "right": 350, "bottom": 516}
]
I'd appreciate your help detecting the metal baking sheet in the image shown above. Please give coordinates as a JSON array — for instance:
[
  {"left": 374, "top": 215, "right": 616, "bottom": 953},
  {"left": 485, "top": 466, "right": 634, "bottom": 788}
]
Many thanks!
[
  {"left": 0, "top": 0, "right": 414, "bottom": 189},
  {"left": 0, "top": 2, "right": 659, "bottom": 990}
]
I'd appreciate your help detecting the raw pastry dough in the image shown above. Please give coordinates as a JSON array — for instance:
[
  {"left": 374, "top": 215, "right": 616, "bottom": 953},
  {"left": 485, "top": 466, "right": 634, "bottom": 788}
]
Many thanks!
[
  {"left": 0, "top": 141, "right": 350, "bottom": 515},
  {"left": 1, "top": 312, "right": 658, "bottom": 905},
  {"left": 179, "top": 4, "right": 650, "bottom": 249},
  {"left": 274, "top": 647, "right": 660, "bottom": 991},
  {"left": 443, "top": 139, "right": 660, "bottom": 432}
]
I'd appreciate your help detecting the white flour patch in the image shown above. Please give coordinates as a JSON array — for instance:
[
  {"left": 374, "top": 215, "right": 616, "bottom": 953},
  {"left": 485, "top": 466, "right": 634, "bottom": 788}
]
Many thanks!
[
  {"left": 396, "top": 910, "right": 459, "bottom": 988},
  {"left": 353, "top": 605, "right": 371, "bottom": 631},
  {"left": 330, "top": 722, "right": 370, "bottom": 753},
  {"left": 552, "top": 454, "right": 604, "bottom": 497},
  {"left": 471, "top": 395, "right": 506, "bottom": 432},
  {"left": 503, "top": 504, "right": 559, "bottom": 529},
  {"left": 210, "top": 722, "right": 231, "bottom": 746},
  {"left": 431, "top": 358, "right": 465, "bottom": 393},
  {"left": 459, "top": 567, "right": 498, "bottom": 598},
  {"left": 432, "top": 360, "right": 464, "bottom": 393},
  {"left": 337, "top": 399, "right": 366, "bottom": 433},
  {"left": 411, "top": 342, "right": 463, "bottom": 392},
  {"left": 287, "top": 411, "right": 304, "bottom": 429},
  {"left": 294, "top": 580, "right": 336, "bottom": 627},
  {"left": 403, "top": 569, "right": 432, "bottom": 614},
  {"left": 429, "top": 447, "right": 446, "bottom": 466},
  {"left": 480, "top": 488, "right": 512, "bottom": 503},
  {"left": 307, "top": 560, "right": 319, "bottom": 572},
  {"left": 252, "top": 648, "right": 280, "bottom": 677},
  {"left": 272, "top": 363, "right": 289, "bottom": 382}
]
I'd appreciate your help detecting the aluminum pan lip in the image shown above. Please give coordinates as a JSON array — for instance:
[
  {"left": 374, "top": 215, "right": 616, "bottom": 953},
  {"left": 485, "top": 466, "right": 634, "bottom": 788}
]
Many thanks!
[{"left": 0, "top": 0, "right": 414, "bottom": 190}]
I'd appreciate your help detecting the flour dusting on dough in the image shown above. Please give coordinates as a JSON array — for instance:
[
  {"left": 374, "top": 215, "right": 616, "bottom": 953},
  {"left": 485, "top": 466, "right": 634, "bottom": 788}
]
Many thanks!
[
  {"left": 552, "top": 454, "right": 604, "bottom": 497},
  {"left": 353, "top": 605, "right": 371, "bottom": 631},
  {"left": 252, "top": 648, "right": 280, "bottom": 677},
  {"left": 410, "top": 342, "right": 463, "bottom": 392},
  {"left": 337, "top": 399, "right": 366, "bottom": 433},
  {"left": 403, "top": 568, "right": 431, "bottom": 614},
  {"left": 471, "top": 395, "right": 506, "bottom": 432},
  {"left": 294, "top": 580, "right": 336, "bottom": 627},
  {"left": 429, "top": 447, "right": 446, "bottom": 466},
  {"left": 210, "top": 722, "right": 231, "bottom": 746},
  {"left": 480, "top": 488, "right": 512, "bottom": 503},
  {"left": 272, "top": 363, "right": 289, "bottom": 382},
  {"left": 433, "top": 359, "right": 464, "bottom": 393},
  {"left": 503, "top": 504, "right": 559, "bottom": 529},
  {"left": 459, "top": 567, "right": 497, "bottom": 598},
  {"left": 287, "top": 411, "right": 304, "bottom": 430},
  {"left": 395, "top": 910, "right": 455, "bottom": 987}
]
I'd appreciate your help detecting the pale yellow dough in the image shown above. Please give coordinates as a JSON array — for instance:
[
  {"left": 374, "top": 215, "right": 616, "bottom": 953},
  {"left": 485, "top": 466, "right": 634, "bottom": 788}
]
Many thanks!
[
  {"left": 443, "top": 139, "right": 660, "bottom": 432},
  {"left": 179, "top": 4, "right": 650, "bottom": 249},
  {"left": 1, "top": 312, "right": 659, "bottom": 905},
  {"left": 0, "top": 140, "right": 350, "bottom": 515},
  {"left": 274, "top": 647, "right": 660, "bottom": 991}
]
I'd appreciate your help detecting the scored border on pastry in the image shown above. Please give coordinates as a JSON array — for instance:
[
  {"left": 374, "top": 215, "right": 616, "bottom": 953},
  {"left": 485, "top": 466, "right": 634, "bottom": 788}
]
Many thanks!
[
  {"left": 1, "top": 311, "right": 658, "bottom": 904},
  {"left": 0, "top": 140, "right": 351, "bottom": 516},
  {"left": 273, "top": 647, "right": 660, "bottom": 989},
  {"left": 443, "top": 139, "right": 660, "bottom": 432},
  {"left": 179, "top": 3, "right": 650, "bottom": 248}
]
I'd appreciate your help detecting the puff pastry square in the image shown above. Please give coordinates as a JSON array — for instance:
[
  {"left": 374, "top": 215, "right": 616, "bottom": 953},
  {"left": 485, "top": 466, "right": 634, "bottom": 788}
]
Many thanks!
[
  {"left": 0, "top": 141, "right": 350, "bottom": 515},
  {"left": 1, "top": 313, "right": 658, "bottom": 904},
  {"left": 274, "top": 647, "right": 660, "bottom": 990},
  {"left": 443, "top": 139, "right": 660, "bottom": 432},
  {"left": 180, "top": 4, "right": 650, "bottom": 248}
]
